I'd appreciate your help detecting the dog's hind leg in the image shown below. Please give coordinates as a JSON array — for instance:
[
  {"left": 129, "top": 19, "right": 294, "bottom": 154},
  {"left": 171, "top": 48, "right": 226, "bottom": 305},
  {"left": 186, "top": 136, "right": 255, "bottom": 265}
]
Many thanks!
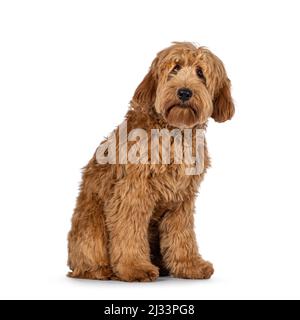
[{"left": 68, "top": 191, "right": 113, "bottom": 280}]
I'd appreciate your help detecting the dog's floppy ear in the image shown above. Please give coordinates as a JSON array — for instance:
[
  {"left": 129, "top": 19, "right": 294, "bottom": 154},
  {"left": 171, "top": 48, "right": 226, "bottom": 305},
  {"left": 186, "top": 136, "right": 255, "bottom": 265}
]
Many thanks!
[
  {"left": 132, "top": 58, "right": 158, "bottom": 108},
  {"left": 211, "top": 78, "right": 235, "bottom": 122}
]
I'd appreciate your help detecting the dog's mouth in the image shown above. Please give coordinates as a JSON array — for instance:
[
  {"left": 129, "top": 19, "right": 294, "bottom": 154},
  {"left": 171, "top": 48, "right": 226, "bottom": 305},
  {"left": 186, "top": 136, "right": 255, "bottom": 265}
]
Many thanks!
[
  {"left": 165, "top": 103, "right": 198, "bottom": 118},
  {"left": 163, "top": 103, "right": 200, "bottom": 128}
]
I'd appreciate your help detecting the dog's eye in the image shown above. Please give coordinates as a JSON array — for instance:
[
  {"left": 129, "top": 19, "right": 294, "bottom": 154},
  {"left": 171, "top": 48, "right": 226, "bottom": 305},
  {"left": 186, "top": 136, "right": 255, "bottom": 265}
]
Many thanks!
[
  {"left": 172, "top": 64, "right": 181, "bottom": 73},
  {"left": 196, "top": 67, "right": 205, "bottom": 81}
]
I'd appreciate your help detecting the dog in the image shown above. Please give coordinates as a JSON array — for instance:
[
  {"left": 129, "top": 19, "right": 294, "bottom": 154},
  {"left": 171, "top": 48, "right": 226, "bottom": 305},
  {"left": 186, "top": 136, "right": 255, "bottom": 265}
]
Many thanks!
[{"left": 68, "top": 42, "right": 234, "bottom": 281}]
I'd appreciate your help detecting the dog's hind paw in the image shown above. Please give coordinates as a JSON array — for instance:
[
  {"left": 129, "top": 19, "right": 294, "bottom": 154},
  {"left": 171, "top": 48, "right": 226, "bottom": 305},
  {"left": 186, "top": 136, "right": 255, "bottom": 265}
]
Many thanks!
[{"left": 68, "top": 265, "right": 114, "bottom": 280}]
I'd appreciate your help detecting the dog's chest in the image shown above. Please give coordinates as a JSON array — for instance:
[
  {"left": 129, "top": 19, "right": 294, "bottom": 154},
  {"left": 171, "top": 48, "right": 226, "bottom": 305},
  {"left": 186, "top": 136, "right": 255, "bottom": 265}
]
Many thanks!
[{"left": 151, "top": 164, "right": 201, "bottom": 203}]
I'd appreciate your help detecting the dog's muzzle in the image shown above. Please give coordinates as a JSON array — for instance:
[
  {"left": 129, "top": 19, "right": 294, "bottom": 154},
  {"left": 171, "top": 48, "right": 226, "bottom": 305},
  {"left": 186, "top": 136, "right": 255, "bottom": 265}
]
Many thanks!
[{"left": 177, "top": 88, "right": 193, "bottom": 102}]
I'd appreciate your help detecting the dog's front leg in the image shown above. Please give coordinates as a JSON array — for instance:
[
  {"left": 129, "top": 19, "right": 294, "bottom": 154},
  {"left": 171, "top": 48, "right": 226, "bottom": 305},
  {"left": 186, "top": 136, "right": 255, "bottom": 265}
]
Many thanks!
[
  {"left": 159, "top": 199, "right": 214, "bottom": 279},
  {"left": 105, "top": 177, "right": 159, "bottom": 282}
]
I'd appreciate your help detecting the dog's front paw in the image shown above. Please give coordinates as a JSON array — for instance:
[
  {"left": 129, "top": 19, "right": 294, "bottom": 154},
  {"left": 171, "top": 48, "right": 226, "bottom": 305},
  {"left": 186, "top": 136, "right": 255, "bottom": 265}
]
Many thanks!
[
  {"left": 115, "top": 262, "right": 159, "bottom": 282},
  {"left": 171, "top": 258, "right": 214, "bottom": 280}
]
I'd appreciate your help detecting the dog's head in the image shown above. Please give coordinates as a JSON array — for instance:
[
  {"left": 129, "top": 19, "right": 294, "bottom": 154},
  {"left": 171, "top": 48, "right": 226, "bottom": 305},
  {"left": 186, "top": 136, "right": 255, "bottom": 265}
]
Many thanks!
[{"left": 132, "top": 42, "right": 234, "bottom": 128}]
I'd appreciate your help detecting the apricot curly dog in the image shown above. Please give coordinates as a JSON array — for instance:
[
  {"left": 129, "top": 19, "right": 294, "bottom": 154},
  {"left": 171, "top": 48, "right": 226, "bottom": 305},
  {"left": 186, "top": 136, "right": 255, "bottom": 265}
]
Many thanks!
[{"left": 68, "top": 42, "right": 234, "bottom": 281}]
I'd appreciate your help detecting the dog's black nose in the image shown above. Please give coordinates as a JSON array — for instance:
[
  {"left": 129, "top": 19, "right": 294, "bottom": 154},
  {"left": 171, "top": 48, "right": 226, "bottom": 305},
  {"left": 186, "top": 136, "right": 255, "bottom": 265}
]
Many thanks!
[{"left": 177, "top": 88, "right": 193, "bottom": 102}]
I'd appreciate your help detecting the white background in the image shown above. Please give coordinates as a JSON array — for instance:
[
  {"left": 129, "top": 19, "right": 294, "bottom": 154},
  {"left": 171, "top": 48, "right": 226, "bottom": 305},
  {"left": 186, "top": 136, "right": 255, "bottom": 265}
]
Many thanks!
[{"left": 0, "top": 0, "right": 300, "bottom": 300}]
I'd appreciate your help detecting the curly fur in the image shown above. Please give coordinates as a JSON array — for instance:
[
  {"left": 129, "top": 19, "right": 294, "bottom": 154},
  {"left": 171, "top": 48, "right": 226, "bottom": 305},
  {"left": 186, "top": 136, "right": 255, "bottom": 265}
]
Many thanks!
[{"left": 68, "top": 42, "right": 234, "bottom": 281}]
